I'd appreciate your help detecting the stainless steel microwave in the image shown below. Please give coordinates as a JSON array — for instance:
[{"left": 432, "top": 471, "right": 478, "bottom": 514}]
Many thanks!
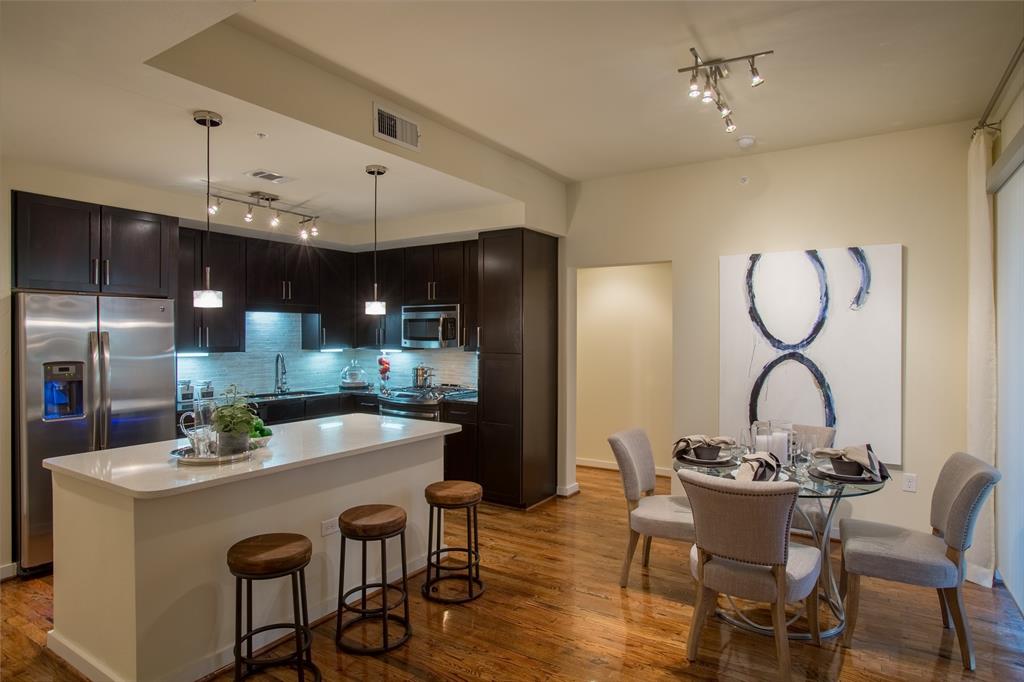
[{"left": 401, "top": 304, "right": 461, "bottom": 349}]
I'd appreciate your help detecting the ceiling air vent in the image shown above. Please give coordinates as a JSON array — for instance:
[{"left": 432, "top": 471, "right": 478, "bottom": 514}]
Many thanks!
[
  {"left": 373, "top": 102, "right": 420, "bottom": 151},
  {"left": 247, "top": 169, "right": 293, "bottom": 184}
]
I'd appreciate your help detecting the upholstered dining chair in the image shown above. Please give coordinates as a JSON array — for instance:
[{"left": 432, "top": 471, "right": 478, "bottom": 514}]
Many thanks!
[
  {"left": 607, "top": 429, "right": 695, "bottom": 588},
  {"left": 839, "top": 451, "right": 1001, "bottom": 670},
  {"left": 678, "top": 469, "right": 821, "bottom": 681}
]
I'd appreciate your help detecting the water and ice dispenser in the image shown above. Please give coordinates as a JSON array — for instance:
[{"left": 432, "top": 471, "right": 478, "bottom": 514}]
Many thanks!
[{"left": 42, "top": 361, "right": 85, "bottom": 421}]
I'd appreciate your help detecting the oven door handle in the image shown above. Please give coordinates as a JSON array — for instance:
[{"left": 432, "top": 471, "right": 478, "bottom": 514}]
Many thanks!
[{"left": 380, "top": 406, "right": 440, "bottom": 420}]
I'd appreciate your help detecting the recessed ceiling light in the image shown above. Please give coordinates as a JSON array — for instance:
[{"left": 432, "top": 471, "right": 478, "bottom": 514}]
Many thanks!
[
  {"left": 737, "top": 135, "right": 757, "bottom": 149},
  {"left": 256, "top": 132, "right": 268, "bottom": 139}
]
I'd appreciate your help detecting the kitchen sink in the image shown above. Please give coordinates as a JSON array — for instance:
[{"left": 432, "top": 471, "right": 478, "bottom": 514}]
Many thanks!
[{"left": 249, "top": 390, "right": 324, "bottom": 400}]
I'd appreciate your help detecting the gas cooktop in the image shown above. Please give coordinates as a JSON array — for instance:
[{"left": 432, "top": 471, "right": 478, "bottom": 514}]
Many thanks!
[{"left": 381, "top": 384, "right": 472, "bottom": 405}]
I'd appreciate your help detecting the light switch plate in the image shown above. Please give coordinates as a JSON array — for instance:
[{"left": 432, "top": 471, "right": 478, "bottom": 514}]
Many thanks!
[
  {"left": 321, "top": 518, "right": 340, "bottom": 537},
  {"left": 902, "top": 473, "right": 918, "bottom": 493}
]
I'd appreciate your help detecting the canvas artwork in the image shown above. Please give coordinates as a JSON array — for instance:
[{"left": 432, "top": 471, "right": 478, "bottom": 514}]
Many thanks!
[{"left": 719, "top": 244, "right": 903, "bottom": 465}]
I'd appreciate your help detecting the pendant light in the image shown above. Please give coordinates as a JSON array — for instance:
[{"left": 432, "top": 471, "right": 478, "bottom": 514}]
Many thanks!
[
  {"left": 192, "top": 110, "right": 223, "bottom": 308},
  {"left": 364, "top": 164, "right": 388, "bottom": 316}
]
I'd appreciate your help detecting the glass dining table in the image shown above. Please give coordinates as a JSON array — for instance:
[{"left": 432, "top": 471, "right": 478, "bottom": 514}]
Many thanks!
[{"left": 673, "top": 450, "right": 886, "bottom": 640}]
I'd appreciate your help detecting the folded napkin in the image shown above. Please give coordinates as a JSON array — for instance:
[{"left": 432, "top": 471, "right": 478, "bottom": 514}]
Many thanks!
[
  {"left": 673, "top": 435, "right": 737, "bottom": 457},
  {"left": 734, "top": 452, "right": 780, "bottom": 482},
  {"left": 812, "top": 444, "right": 890, "bottom": 482}
]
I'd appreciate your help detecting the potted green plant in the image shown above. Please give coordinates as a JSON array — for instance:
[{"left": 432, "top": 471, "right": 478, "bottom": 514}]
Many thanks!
[{"left": 211, "top": 398, "right": 256, "bottom": 455}]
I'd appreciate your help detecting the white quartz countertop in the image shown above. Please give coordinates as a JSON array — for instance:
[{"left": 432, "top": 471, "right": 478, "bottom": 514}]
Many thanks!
[{"left": 43, "top": 414, "right": 460, "bottom": 499}]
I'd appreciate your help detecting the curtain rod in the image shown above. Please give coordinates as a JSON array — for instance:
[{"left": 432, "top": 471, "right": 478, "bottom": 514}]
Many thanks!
[{"left": 976, "top": 37, "right": 1024, "bottom": 133}]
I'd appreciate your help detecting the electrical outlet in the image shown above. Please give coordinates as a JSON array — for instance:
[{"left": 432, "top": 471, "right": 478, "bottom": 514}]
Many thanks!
[
  {"left": 902, "top": 473, "right": 918, "bottom": 493},
  {"left": 321, "top": 517, "right": 340, "bottom": 537}
]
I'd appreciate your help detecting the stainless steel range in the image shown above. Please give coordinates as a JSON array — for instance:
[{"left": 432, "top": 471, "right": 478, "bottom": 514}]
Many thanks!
[{"left": 378, "top": 384, "right": 473, "bottom": 421}]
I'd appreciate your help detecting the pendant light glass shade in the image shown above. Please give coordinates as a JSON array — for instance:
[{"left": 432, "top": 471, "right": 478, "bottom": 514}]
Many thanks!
[
  {"left": 364, "top": 165, "right": 388, "bottom": 317},
  {"left": 192, "top": 110, "right": 223, "bottom": 309}
]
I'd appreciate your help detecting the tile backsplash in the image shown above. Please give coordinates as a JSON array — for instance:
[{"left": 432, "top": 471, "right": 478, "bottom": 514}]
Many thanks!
[{"left": 176, "top": 312, "right": 478, "bottom": 396}]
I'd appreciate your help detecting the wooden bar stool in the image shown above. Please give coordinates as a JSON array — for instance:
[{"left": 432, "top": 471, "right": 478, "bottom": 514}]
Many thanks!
[
  {"left": 335, "top": 504, "right": 411, "bottom": 654},
  {"left": 423, "top": 480, "right": 485, "bottom": 603},
  {"left": 227, "top": 533, "right": 320, "bottom": 681}
]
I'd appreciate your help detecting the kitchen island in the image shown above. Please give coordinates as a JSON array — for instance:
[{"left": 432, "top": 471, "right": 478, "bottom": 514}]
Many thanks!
[{"left": 42, "top": 413, "right": 460, "bottom": 682}]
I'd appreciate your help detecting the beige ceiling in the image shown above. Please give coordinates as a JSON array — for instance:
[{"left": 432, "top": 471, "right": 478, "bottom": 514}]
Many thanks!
[
  {"left": 233, "top": 1, "right": 1023, "bottom": 181},
  {"left": 0, "top": 2, "right": 517, "bottom": 233}
]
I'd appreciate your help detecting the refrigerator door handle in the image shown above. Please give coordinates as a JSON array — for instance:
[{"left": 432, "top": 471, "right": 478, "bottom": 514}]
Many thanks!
[
  {"left": 99, "top": 331, "right": 112, "bottom": 449},
  {"left": 88, "top": 331, "right": 102, "bottom": 450}
]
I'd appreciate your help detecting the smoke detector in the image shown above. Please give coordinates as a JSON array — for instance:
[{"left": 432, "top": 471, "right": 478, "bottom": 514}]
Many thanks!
[{"left": 737, "top": 135, "right": 757, "bottom": 150}]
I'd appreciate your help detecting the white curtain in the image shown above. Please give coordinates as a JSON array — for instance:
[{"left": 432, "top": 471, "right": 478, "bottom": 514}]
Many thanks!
[{"left": 965, "top": 129, "right": 996, "bottom": 586}]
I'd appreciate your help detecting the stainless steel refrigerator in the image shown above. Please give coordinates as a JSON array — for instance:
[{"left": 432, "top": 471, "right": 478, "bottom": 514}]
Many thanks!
[{"left": 14, "top": 293, "right": 176, "bottom": 571}]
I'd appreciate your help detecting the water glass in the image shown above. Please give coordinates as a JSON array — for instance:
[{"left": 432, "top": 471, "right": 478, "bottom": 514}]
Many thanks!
[{"left": 178, "top": 398, "right": 217, "bottom": 458}]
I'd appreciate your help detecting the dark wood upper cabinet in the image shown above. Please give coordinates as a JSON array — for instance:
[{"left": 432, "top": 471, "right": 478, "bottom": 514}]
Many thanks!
[
  {"left": 462, "top": 240, "right": 479, "bottom": 351},
  {"left": 15, "top": 191, "right": 175, "bottom": 297},
  {"left": 403, "top": 242, "right": 463, "bottom": 304},
  {"left": 355, "top": 248, "right": 404, "bottom": 347},
  {"left": 15, "top": 192, "right": 101, "bottom": 292},
  {"left": 302, "top": 249, "right": 355, "bottom": 350},
  {"left": 100, "top": 207, "right": 176, "bottom": 296},
  {"left": 201, "top": 232, "right": 246, "bottom": 352},
  {"left": 177, "top": 228, "right": 245, "bottom": 353},
  {"left": 403, "top": 245, "right": 434, "bottom": 304},
  {"left": 245, "top": 239, "right": 318, "bottom": 312},
  {"left": 283, "top": 244, "right": 319, "bottom": 308},
  {"left": 478, "top": 230, "right": 523, "bottom": 354},
  {"left": 175, "top": 228, "right": 202, "bottom": 352}
]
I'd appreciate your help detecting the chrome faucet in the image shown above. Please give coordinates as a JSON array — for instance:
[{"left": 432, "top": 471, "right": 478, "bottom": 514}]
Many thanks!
[{"left": 275, "top": 353, "right": 288, "bottom": 394}]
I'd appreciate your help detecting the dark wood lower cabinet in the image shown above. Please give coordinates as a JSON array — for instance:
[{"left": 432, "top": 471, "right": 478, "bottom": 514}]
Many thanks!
[
  {"left": 478, "top": 353, "right": 524, "bottom": 505},
  {"left": 442, "top": 402, "right": 478, "bottom": 483}
]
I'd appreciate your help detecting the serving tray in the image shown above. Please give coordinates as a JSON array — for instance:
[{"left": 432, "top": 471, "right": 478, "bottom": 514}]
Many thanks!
[{"left": 170, "top": 445, "right": 254, "bottom": 466}]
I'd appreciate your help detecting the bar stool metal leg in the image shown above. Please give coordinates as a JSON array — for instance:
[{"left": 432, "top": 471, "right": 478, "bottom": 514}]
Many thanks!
[{"left": 234, "top": 577, "right": 242, "bottom": 681}]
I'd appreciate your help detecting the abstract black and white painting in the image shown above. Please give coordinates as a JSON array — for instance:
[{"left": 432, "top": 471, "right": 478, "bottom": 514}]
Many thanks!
[{"left": 719, "top": 244, "right": 903, "bottom": 465}]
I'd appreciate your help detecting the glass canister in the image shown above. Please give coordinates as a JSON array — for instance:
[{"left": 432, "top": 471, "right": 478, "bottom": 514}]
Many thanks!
[{"left": 340, "top": 358, "right": 369, "bottom": 387}]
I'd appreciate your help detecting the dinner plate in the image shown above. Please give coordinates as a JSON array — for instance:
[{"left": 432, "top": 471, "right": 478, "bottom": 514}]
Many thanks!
[
  {"left": 808, "top": 462, "right": 867, "bottom": 482},
  {"left": 677, "top": 451, "right": 735, "bottom": 466}
]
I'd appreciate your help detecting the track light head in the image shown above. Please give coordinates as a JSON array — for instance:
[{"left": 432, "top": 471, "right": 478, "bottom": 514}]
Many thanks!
[
  {"left": 208, "top": 197, "right": 220, "bottom": 215},
  {"left": 749, "top": 59, "right": 764, "bottom": 87},
  {"left": 717, "top": 99, "right": 732, "bottom": 118},
  {"left": 299, "top": 228, "right": 309, "bottom": 241},
  {"left": 270, "top": 211, "right": 281, "bottom": 228},
  {"left": 310, "top": 219, "right": 319, "bottom": 237},
  {"left": 244, "top": 205, "right": 254, "bottom": 223},
  {"left": 701, "top": 76, "right": 715, "bottom": 103},
  {"left": 724, "top": 116, "right": 737, "bottom": 133},
  {"left": 688, "top": 72, "right": 701, "bottom": 97}
]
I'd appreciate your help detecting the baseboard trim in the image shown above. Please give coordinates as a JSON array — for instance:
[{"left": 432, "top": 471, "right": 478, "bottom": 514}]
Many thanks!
[
  {"left": 557, "top": 482, "right": 580, "bottom": 497},
  {"left": 576, "top": 458, "right": 674, "bottom": 478},
  {"left": 0, "top": 562, "right": 18, "bottom": 581}
]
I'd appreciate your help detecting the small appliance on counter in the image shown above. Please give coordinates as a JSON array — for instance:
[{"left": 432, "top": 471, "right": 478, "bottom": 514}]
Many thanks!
[
  {"left": 178, "top": 380, "right": 194, "bottom": 402},
  {"left": 197, "top": 380, "right": 214, "bottom": 400},
  {"left": 340, "top": 358, "right": 370, "bottom": 389}
]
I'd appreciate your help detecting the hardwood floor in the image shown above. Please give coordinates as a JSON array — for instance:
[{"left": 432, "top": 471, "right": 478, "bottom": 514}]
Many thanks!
[{"left": 3, "top": 466, "right": 1023, "bottom": 680}]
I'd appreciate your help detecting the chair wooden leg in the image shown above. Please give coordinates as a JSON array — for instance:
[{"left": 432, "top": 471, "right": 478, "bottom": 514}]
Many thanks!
[
  {"left": 937, "top": 588, "right": 952, "bottom": 629},
  {"left": 642, "top": 535, "right": 653, "bottom": 568},
  {"left": 619, "top": 530, "right": 640, "bottom": 588},
  {"left": 943, "top": 585, "right": 976, "bottom": 671},
  {"left": 842, "top": 573, "right": 860, "bottom": 648},
  {"left": 806, "top": 587, "right": 820, "bottom": 646},
  {"left": 687, "top": 585, "right": 715, "bottom": 661},
  {"left": 771, "top": 598, "right": 791, "bottom": 681}
]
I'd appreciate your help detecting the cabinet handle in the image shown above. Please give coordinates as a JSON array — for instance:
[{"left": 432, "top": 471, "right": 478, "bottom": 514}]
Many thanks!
[
  {"left": 103, "top": 259, "right": 111, "bottom": 285},
  {"left": 197, "top": 326, "right": 202, "bottom": 348},
  {"left": 322, "top": 327, "right": 326, "bottom": 346},
  {"left": 281, "top": 281, "right": 286, "bottom": 300},
  {"left": 91, "top": 258, "right": 100, "bottom": 285},
  {"left": 426, "top": 282, "right": 431, "bottom": 301},
  {"left": 477, "top": 326, "right": 481, "bottom": 349},
  {"left": 205, "top": 326, "right": 209, "bottom": 348},
  {"left": 288, "top": 281, "right": 293, "bottom": 300}
]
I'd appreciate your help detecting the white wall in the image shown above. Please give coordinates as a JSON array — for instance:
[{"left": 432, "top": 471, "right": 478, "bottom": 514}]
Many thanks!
[
  {"left": 562, "top": 121, "right": 973, "bottom": 541},
  {"left": 576, "top": 263, "right": 673, "bottom": 473}
]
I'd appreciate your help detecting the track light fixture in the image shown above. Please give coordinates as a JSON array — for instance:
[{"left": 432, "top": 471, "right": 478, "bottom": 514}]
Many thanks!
[
  {"left": 243, "top": 205, "right": 254, "bottom": 222},
  {"left": 677, "top": 46, "right": 773, "bottom": 136},
  {"left": 208, "top": 197, "right": 220, "bottom": 215},
  {"left": 749, "top": 58, "right": 764, "bottom": 87},
  {"left": 270, "top": 211, "right": 281, "bottom": 228},
  {"left": 203, "top": 189, "right": 320, "bottom": 241}
]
